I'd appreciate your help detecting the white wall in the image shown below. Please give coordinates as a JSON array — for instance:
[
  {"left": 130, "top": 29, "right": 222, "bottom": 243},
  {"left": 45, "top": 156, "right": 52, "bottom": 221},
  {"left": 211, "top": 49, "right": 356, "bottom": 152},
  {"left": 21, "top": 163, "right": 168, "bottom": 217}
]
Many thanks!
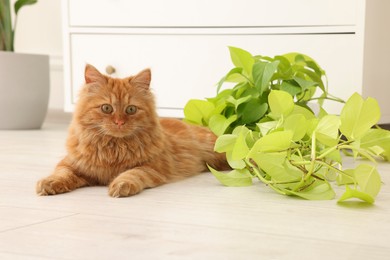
[
  {"left": 12, "top": 0, "right": 64, "bottom": 111},
  {"left": 10, "top": 0, "right": 390, "bottom": 123}
]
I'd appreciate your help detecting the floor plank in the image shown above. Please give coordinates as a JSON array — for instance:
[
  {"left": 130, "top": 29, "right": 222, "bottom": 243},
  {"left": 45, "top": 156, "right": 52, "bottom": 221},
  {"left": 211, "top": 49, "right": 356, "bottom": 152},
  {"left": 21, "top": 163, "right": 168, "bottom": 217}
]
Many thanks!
[{"left": 0, "top": 122, "right": 390, "bottom": 259}]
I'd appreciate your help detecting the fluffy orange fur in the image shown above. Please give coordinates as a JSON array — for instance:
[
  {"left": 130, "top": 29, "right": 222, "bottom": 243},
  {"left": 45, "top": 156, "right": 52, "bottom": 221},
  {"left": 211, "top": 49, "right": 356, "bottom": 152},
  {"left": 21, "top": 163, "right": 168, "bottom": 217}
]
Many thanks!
[{"left": 36, "top": 65, "right": 229, "bottom": 197}]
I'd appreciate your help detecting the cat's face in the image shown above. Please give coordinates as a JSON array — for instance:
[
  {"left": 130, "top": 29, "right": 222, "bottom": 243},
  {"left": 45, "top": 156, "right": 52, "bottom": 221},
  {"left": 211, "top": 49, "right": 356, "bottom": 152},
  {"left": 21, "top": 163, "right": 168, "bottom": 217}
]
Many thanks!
[{"left": 74, "top": 65, "right": 158, "bottom": 138}]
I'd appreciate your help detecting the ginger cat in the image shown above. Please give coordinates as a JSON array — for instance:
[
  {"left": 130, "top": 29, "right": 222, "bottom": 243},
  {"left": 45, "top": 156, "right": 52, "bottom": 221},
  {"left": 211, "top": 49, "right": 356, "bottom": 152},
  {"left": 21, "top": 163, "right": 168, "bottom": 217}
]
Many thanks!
[{"left": 36, "top": 65, "right": 229, "bottom": 197}]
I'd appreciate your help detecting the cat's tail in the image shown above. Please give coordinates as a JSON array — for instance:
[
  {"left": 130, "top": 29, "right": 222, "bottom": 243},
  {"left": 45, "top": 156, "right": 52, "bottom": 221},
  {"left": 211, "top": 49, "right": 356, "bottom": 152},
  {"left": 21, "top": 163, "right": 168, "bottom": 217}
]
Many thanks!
[
  {"left": 201, "top": 130, "right": 231, "bottom": 172},
  {"left": 206, "top": 150, "right": 231, "bottom": 171}
]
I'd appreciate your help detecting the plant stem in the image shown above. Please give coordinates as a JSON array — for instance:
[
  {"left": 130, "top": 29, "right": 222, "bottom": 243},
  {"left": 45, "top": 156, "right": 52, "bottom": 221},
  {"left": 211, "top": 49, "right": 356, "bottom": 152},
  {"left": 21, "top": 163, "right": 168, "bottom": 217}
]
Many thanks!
[
  {"left": 246, "top": 161, "right": 287, "bottom": 195},
  {"left": 304, "top": 132, "right": 317, "bottom": 181},
  {"left": 316, "top": 140, "right": 353, "bottom": 160},
  {"left": 309, "top": 96, "right": 345, "bottom": 103}
]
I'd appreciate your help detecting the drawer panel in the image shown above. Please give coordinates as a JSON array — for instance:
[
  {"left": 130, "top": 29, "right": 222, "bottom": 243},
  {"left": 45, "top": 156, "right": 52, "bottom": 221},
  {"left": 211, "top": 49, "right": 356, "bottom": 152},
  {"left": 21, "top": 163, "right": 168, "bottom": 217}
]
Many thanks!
[
  {"left": 67, "top": 0, "right": 358, "bottom": 28},
  {"left": 68, "top": 33, "right": 362, "bottom": 117}
]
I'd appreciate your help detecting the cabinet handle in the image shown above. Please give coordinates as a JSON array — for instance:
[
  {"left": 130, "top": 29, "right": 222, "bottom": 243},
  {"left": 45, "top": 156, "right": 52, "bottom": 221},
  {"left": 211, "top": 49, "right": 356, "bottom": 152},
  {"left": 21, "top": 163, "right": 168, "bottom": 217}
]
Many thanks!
[{"left": 105, "top": 65, "right": 116, "bottom": 75}]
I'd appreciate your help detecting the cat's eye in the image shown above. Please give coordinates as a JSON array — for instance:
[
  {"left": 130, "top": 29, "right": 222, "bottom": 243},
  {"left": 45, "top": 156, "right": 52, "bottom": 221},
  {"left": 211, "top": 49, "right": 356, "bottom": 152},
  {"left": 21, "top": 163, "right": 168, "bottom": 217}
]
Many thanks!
[
  {"left": 101, "top": 104, "right": 113, "bottom": 114},
  {"left": 126, "top": 105, "right": 138, "bottom": 115}
]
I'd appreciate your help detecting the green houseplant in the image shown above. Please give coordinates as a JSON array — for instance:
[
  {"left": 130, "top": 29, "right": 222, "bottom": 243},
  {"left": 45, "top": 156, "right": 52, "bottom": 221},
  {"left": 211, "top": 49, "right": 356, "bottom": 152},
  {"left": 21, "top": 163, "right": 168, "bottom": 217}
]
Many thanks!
[
  {"left": 0, "top": 0, "right": 37, "bottom": 51},
  {"left": 0, "top": 0, "right": 50, "bottom": 129},
  {"left": 184, "top": 47, "right": 390, "bottom": 204}
]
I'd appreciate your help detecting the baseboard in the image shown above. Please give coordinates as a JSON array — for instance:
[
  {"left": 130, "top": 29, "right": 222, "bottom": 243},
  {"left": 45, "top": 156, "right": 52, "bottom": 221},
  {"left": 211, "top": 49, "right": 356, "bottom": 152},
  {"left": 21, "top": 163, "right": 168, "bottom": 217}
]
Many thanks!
[
  {"left": 49, "top": 55, "right": 63, "bottom": 71},
  {"left": 44, "top": 109, "right": 72, "bottom": 124}
]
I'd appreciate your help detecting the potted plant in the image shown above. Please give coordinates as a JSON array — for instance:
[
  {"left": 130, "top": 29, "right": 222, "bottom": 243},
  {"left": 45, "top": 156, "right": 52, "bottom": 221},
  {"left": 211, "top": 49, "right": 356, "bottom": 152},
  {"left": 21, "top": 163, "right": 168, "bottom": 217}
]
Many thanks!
[
  {"left": 185, "top": 47, "right": 390, "bottom": 204},
  {"left": 0, "top": 0, "right": 50, "bottom": 129}
]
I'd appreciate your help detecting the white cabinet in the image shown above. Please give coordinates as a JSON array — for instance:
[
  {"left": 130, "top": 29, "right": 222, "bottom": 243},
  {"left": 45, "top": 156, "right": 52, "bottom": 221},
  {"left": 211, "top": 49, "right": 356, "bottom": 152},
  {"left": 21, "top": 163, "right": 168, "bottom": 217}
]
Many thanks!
[{"left": 62, "top": 0, "right": 366, "bottom": 117}]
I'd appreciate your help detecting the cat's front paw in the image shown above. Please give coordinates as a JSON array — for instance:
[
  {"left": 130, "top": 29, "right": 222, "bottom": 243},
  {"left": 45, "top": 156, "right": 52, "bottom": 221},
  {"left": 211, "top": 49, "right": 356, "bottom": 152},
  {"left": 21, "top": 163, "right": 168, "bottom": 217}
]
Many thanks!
[
  {"left": 108, "top": 179, "right": 142, "bottom": 198},
  {"left": 36, "top": 177, "right": 71, "bottom": 196}
]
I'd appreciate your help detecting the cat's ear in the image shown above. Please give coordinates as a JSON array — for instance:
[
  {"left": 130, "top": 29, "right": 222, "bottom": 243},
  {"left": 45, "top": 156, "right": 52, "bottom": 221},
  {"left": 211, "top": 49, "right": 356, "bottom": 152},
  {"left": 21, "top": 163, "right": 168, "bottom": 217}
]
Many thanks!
[
  {"left": 85, "top": 64, "right": 107, "bottom": 84},
  {"left": 130, "top": 68, "right": 151, "bottom": 89}
]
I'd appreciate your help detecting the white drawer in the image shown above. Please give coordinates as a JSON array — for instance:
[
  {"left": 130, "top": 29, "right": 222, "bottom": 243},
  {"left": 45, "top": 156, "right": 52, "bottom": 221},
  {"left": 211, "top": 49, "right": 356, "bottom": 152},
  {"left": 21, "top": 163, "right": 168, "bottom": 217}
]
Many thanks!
[
  {"left": 67, "top": 33, "right": 361, "bottom": 117},
  {"left": 67, "top": 0, "right": 359, "bottom": 28}
]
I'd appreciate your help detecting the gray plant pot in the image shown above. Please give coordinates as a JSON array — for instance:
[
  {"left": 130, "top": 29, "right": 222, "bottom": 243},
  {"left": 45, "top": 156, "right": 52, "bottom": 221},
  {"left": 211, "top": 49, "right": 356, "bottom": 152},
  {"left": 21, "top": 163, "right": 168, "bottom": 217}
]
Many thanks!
[{"left": 0, "top": 51, "right": 50, "bottom": 129}]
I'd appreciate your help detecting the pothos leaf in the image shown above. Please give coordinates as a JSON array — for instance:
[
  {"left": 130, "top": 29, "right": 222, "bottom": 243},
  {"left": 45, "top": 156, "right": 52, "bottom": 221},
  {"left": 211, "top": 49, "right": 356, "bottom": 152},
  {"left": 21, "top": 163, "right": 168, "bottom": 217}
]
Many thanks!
[
  {"left": 253, "top": 60, "right": 280, "bottom": 94},
  {"left": 228, "top": 46, "right": 254, "bottom": 77},
  {"left": 354, "top": 164, "right": 381, "bottom": 198},
  {"left": 239, "top": 99, "right": 268, "bottom": 124},
  {"left": 338, "top": 186, "right": 375, "bottom": 204},
  {"left": 284, "top": 114, "right": 307, "bottom": 141},
  {"left": 208, "top": 166, "right": 253, "bottom": 187},
  {"left": 248, "top": 130, "right": 293, "bottom": 153},
  {"left": 340, "top": 93, "right": 381, "bottom": 140},
  {"left": 338, "top": 164, "right": 381, "bottom": 203},
  {"left": 336, "top": 169, "right": 355, "bottom": 185},
  {"left": 226, "top": 151, "right": 246, "bottom": 169},
  {"left": 183, "top": 99, "right": 214, "bottom": 126},
  {"left": 268, "top": 90, "right": 294, "bottom": 118},
  {"left": 232, "top": 127, "right": 249, "bottom": 160},
  {"left": 315, "top": 115, "right": 341, "bottom": 147},
  {"left": 214, "top": 134, "right": 237, "bottom": 153},
  {"left": 216, "top": 67, "right": 244, "bottom": 93},
  {"left": 248, "top": 152, "right": 301, "bottom": 183},
  {"left": 361, "top": 128, "right": 390, "bottom": 161},
  {"left": 209, "top": 114, "right": 237, "bottom": 136}
]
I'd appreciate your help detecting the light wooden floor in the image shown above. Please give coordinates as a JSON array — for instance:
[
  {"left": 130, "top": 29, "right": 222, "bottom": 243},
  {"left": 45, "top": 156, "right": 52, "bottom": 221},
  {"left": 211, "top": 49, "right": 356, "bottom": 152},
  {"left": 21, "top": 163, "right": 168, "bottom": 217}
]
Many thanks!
[{"left": 1, "top": 120, "right": 390, "bottom": 260}]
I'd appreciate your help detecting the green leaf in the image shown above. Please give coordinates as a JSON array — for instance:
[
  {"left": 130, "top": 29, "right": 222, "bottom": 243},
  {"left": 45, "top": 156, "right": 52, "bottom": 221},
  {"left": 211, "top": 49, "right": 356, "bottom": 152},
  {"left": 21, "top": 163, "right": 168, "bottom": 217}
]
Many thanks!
[
  {"left": 284, "top": 52, "right": 325, "bottom": 76},
  {"left": 226, "top": 151, "right": 246, "bottom": 169},
  {"left": 248, "top": 131, "right": 293, "bottom": 153},
  {"left": 336, "top": 169, "right": 355, "bottom": 185},
  {"left": 298, "top": 68, "right": 325, "bottom": 92},
  {"left": 361, "top": 128, "right": 390, "bottom": 160},
  {"left": 340, "top": 93, "right": 381, "bottom": 140},
  {"left": 209, "top": 114, "right": 237, "bottom": 136},
  {"left": 226, "top": 95, "right": 252, "bottom": 110},
  {"left": 256, "top": 121, "right": 278, "bottom": 136},
  {"left": 290, "top": 105, "right": 315, "bottom": 119},
  {"left": 318, "top": 106, "right": 328, "bottom": 118},
  {"left": 306, "top": 118, "right": 319, "bottom": 137},
  {"left": 268, "top": 90, "right": 294, "bottom": 118},
  {"left": 14, "top": 0, "right": 37, "bottom": 15},
  {"left": 232, "top": 127, "right": 250, "bottom": 160},
  {"left": 321, "top": 147, "right": 342, "bottom": 163},
  {"left": 207, "top": 89, "right": 232, "bottom": 106},
  {"left": 354, "top": 164, "right": 381, "bottom": 198},
  {"left": 183, "top": 99, "right": 214, "bottom": 126},
  {"left": 338, "top": 164, "right": 381, "bottom": 203},
  {"left": 248, "top": 152, "right": 301, "bottom": 183},
  {"left": 280, "top": 81, "right": 302, "bottom": 96},
  {"left": 274, "top": 55, "right": 293, "bottom": 78},
  {"left": 284, "top": 114, "right": 307, "bottom": 141},
  {"left": 214, "top": 134, "right": 237, "bottom": 153},
  {"left": 208, "top": 166, "right": 253, "bottom": 187},
  {"left": 228, "top": 46, "right": 254, "bottom": 77},
  {"left": 252, "top": 60, "right": 280, "bottom": 94},
  {"left": 238, "top": 99, "right": 268, "bottom": 124},
  {"left": 296, "top": 85, "right": 317, "bottom": 102},
  {"left": 338, "top": 185, "right": 375, "bottom": 204},
  {"left": 293, "top": 76, "right": 317, "bottom": 91},
  {"left": 315, "top": 115, "right": 341, "bottom": 147},
  {"left": 232, "top": 125, "right": 250, "bottom": 136},
  {"left": 216, "top": 67, "right": 244, "bottom": 93}
]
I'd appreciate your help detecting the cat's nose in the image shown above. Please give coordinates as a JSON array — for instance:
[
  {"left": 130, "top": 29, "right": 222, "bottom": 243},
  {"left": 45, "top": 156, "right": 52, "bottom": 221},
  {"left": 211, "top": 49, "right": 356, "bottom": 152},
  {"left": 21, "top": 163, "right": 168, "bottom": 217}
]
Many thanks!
[{"left": 115, "top": 119, "right": 125, "bottom": 126}]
